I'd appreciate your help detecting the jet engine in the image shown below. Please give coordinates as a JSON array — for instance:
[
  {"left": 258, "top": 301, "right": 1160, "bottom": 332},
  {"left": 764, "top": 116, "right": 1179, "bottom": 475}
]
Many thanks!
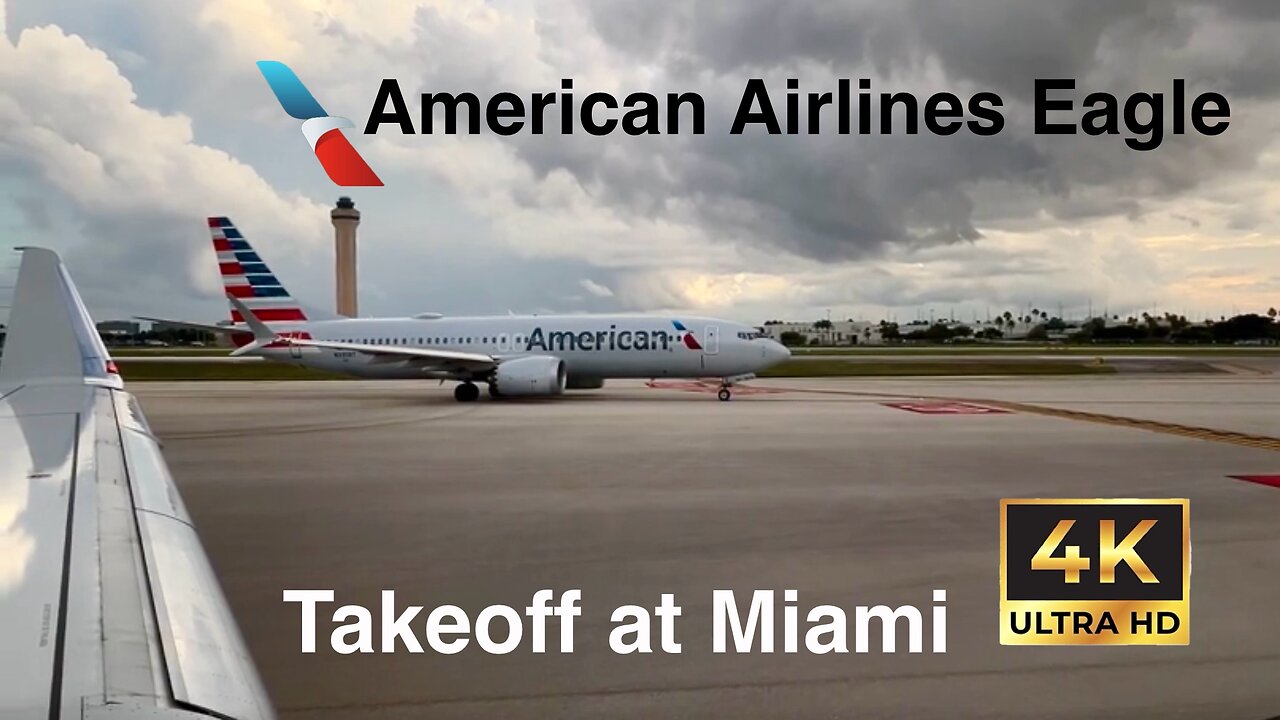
[{"left": 491, "top": 356, "right": 567, "bottom": 396}]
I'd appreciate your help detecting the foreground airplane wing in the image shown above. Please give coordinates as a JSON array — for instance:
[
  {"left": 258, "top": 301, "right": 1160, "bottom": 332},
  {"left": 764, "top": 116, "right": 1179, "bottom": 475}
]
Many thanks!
[{"left": 0, "top": 248, "right": 275, "bottom": 719}]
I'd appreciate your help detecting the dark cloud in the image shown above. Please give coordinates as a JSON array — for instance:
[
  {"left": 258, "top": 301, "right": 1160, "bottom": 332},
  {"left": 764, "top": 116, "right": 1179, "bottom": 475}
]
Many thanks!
[
  {"left": 583, "top": 1, "right": 912, "bottom": 75},
  {"left": 6, "top": 0, "right": 1280, "bottom": 321},
  {"left": 529, "top": 1, "right": 1279, "bottom": 262}
]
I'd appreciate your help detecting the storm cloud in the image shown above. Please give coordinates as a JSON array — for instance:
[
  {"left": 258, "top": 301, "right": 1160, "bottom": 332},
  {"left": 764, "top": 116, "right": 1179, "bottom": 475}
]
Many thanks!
[{"left": 2, "top": 0, "right": 1279, "bottom": 323}]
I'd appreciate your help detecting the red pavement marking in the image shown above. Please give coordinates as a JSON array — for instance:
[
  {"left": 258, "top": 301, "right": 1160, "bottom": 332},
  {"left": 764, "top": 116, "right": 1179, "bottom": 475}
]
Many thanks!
[
  {"left": 881, "top": 401, "right": 1010, "bottom": 415},
  {"left": 1228, "top": 475, "right": 1280, "bottom": 489},
  {"left": 644, "top": 380, "right": 787, "bottom": 396}
]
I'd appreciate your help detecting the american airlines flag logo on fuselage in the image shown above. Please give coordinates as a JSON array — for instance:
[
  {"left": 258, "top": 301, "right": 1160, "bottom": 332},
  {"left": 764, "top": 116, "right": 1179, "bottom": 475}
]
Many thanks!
[
  {"left": 671, "top": 320, "right": 703, "bottom": 350},
  {"left": 209, "top": 217, "right": 309, "bottom": 323}
]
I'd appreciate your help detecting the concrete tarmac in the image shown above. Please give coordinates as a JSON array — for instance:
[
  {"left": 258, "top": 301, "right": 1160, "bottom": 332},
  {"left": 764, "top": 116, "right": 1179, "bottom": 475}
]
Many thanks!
[{"left": 134, "top": 375, "right": 1280, "bottom": 720}]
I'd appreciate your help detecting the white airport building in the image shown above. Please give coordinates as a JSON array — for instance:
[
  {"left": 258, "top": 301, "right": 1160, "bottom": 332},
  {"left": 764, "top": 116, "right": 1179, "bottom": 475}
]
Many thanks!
[
  {"left": 760, "top": 320, "right": 881, "bottom": 345},
  {"left": 759, "top": 317, "right": 1059, "bottom": 345}
]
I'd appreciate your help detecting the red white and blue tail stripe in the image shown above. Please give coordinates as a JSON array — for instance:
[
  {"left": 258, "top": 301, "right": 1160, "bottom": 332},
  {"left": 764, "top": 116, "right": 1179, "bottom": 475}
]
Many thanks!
[{"left": 209, "top": 217, "right": 308, "bottom": 323}]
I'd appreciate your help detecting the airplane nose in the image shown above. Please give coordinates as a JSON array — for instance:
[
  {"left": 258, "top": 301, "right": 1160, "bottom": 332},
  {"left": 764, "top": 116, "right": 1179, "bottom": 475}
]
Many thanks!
[{"left": 766, "top": 341, "right": 790, "bottom": 364}]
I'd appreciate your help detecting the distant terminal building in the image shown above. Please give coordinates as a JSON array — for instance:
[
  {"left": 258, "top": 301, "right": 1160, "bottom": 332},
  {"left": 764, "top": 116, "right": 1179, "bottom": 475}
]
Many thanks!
[
  {"left": 148, "top": 320, "right": 195, "bottom": 335},
  {"left": 97, "top": 320, "right": 141, "bottom": 336},
  {"left": 760, "top": 320, "right": 880, "bottom": 346},
  {"left": 759, "top": 317, "right": 1068, "bottom": 345},
  {"left": 96, "top": 320, "right": 141, "bottom": 345}
]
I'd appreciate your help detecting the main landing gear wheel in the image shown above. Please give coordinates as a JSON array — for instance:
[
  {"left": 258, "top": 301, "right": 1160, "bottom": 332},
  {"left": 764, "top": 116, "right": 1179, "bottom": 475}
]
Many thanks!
[
  {"left": 718, "top": 387, "right": 732, "bottom": 402},
  {"left": 454, "top": 382, "right": 480, "bottom": 402}
]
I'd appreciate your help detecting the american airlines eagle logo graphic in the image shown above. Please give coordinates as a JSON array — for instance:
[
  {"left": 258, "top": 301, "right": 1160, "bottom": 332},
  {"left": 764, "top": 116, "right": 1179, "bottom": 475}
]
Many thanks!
[
  {"left": 671, "top": 320, "right": 703, "bottom": 350},
  {"left": 256, "top": 60, "right": 383, "bottom": 187}
]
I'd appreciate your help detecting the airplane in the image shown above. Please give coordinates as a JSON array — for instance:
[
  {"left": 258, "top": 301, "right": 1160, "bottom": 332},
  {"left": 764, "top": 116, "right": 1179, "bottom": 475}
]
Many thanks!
[
  {"left": 0, "top": 248, "right": 275, "bottom": 719},
  {"left": 145, "top": 217, "right": 791, "bottom": 403}
]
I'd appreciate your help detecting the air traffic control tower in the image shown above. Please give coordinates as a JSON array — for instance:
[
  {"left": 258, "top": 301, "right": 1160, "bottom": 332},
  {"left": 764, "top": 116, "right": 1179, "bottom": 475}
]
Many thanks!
[{"left": 331, "top": 196, "right": 360, "bottom": 317}]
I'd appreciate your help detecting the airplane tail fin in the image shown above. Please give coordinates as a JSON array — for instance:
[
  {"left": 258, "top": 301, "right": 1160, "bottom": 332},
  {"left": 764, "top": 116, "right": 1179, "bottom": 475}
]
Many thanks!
[
  {"left": 0, "top": 247, "right": 122, "bottom": 388},
  {"left": 208, "top": 216, "right": 336, "bottom": 324}
]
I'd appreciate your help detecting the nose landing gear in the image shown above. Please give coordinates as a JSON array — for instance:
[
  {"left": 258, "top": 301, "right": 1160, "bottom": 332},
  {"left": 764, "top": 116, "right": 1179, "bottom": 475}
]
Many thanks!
[{"left": 715, "top": 373, "right": 755, "bottom": 402}]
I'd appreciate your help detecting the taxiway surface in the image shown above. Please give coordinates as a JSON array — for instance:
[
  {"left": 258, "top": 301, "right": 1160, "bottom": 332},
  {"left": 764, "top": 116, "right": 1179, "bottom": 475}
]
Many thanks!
[{"left": 134, "top": 375, "right": 1280, "bottom": 719}]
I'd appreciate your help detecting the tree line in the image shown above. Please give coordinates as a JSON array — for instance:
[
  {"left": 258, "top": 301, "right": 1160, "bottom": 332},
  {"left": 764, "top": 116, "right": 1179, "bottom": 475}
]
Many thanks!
[{"left": 774, "top": 309, "right": 1280, "bottom": 346}]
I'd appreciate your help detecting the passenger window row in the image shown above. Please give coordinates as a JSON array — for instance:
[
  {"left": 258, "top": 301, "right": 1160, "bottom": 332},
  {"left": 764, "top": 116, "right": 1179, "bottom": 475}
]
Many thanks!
[{"left": 323, "top": 335, "right": 526, "bottom": 347}]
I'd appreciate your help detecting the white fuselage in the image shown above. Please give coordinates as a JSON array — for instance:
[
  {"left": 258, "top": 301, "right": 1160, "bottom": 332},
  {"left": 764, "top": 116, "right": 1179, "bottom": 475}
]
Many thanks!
[{"left": 250, "top": 314, "right": 790, "bottom": 381}]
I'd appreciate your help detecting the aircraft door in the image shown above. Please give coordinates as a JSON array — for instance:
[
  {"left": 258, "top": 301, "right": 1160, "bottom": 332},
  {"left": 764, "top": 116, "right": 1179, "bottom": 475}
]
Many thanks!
[{"left": 704, "top": 325, "right": 719, "bottom": 354}]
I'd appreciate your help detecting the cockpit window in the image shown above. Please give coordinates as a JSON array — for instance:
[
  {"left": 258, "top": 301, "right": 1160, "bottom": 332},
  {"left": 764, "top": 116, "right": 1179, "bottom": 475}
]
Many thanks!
[{"left": 737, "top": 331, "right": 766, "bottom": 340}]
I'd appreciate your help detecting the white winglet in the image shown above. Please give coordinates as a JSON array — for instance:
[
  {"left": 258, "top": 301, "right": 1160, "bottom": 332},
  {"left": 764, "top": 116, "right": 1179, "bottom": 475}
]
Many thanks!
[{"left": 0, "top": 247, "right": 122, "bottom": 388}]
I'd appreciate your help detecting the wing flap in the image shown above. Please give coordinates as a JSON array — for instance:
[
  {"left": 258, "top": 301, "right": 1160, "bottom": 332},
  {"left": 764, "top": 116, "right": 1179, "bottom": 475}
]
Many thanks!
[{"left": 120, "top": 412, "right": 275, "bottom": 719}]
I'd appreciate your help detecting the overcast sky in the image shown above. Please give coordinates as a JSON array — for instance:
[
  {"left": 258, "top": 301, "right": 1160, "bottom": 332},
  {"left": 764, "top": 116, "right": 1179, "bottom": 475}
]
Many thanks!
[{"left": 1, "top": 0, "right": 1278, "bottom": 326}]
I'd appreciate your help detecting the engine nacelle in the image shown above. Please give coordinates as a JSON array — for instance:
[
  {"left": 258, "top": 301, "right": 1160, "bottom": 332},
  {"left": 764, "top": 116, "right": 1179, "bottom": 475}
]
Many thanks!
[{"left": 491, "top": 355, "right": 567, "bottom": 396}]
